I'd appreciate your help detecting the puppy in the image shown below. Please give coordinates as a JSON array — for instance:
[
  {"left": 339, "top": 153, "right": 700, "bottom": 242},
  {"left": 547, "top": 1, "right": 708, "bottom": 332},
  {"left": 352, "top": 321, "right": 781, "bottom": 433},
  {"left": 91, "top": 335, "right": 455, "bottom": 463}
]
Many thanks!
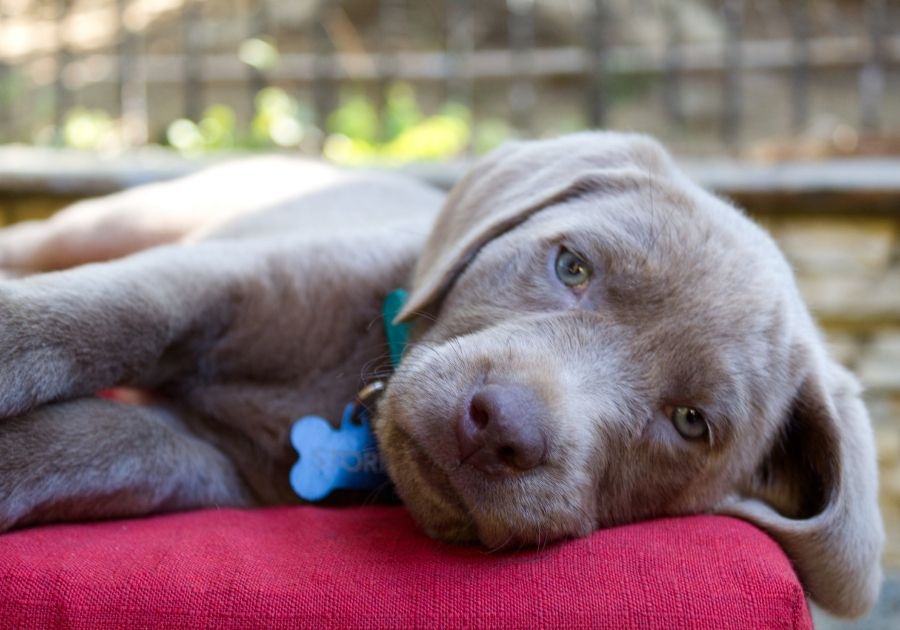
[{"left": 0, "top": 133, "right": 883, "bottom": 618}]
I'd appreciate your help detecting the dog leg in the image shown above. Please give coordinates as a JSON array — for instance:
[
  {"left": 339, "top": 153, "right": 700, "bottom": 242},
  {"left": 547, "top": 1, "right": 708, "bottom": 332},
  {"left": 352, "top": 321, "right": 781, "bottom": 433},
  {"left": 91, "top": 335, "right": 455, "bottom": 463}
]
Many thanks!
[
  {"left": 0, "top": 397, "right": 255, "bottom": 531},
  {"left": 0, "top": 191, "right": 202, "bottom": 273},
  {"left": 0, "top": 158, "right": 339, "bottom": 273},
  {"left": 0, "top": 241, "right": 263, "bottom": 418}
]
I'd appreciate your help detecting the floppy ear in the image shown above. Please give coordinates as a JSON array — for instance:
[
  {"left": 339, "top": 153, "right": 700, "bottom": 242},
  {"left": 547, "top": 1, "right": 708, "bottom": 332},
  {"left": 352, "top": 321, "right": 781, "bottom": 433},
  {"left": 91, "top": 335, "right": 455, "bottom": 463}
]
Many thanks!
[
  {"left": 718, "top": 354, "right": 884, "bottom": 618},
  {"left": 395, "top": 132, "right": 674, "bottom": 322}
]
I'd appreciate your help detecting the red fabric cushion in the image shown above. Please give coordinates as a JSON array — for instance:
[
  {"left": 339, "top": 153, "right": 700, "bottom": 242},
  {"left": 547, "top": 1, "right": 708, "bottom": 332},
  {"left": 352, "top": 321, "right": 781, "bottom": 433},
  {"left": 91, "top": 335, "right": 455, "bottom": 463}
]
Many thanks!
[{"left": 0, "top": 507, "right": 810, "bottom": 629}]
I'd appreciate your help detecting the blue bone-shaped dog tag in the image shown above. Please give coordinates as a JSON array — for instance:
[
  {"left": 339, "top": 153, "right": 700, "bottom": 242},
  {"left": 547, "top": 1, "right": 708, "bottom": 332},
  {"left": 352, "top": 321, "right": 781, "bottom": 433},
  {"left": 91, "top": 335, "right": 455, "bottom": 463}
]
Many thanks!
[
  {"left": 288, "top": 289, "right": 409, "bottom": 502},
  {"left": 289, "top": 403, "right": 386, "bottom": 501}
]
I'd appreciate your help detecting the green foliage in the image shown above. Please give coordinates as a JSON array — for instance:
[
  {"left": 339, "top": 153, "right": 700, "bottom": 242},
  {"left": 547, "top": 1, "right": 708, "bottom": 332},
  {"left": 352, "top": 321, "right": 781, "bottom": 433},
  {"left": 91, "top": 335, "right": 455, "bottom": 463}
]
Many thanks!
[
  {"left": 165, "top": 88, "right": 312, "bottom": 154},
  {"left": 0, "top": 70, "right": 23, "bottom": 109},
  {"left": 26, "top": 34, "right": 513, "bottom": 160},
  {"left": 382, "top": 83, "right": 423, "bottom": 142},
  {"left": 326, "top": 94, "right": 379, "bottom": 145},
  {"left": 62, "top": 108, "right": 116, "bottom": 150},
  {"left": 199, "top": 105, "right": 237, "bottom": 150},
  {"left": 41, "top": 71, "right": 515, "bottom": 161},
  {"left": 238, "top": 38, "right": 280, "bottom": 72},
  {"left": 166, "top": 118, "right": 202, "bottom": 153},
  {"left": 323, "top": 82, "right": 478, "bottom": 164},
  {"left": 250, "top": 87, "right": 312, "bottom": 148},
  {"left": 166, "top": 105, "right": 238, "bottom": 155}
]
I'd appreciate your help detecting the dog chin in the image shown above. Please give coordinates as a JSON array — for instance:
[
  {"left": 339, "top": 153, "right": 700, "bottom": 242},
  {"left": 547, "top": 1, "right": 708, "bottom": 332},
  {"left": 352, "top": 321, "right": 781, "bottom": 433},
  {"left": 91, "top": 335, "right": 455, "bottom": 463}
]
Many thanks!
[
  {"left": 473, "top": 521, "right": 592, "bottom": 551},
  {"left": 376, "top": 415, "right": 478, "bottom": 540}
]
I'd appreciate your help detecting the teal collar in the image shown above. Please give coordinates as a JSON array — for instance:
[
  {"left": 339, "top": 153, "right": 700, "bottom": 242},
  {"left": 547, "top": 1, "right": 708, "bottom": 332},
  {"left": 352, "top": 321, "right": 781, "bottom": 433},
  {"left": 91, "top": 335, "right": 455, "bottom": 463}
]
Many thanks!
[
  {"left": 354, "top": 289, "right": 409, "bottom": 407},
  {"left": 382, "top": 289, "right": 410, "bottom": 368}
]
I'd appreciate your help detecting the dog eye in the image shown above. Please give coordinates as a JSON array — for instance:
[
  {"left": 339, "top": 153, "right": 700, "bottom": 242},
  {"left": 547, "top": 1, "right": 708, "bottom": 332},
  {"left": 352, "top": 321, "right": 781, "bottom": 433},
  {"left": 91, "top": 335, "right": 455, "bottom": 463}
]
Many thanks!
[
  {"left": 670, "top": 406, "right": 708, "bottom": 440},
  {"left": 555, "top": 248, "right": 591, "bottom": 288}
]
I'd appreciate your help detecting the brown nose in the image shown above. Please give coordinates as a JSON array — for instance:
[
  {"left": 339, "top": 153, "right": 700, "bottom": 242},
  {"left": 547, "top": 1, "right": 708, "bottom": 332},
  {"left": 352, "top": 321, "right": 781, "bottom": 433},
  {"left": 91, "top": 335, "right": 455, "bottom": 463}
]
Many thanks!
[{"left": 456, "top": 383, "right": 548, "bottom": 476}]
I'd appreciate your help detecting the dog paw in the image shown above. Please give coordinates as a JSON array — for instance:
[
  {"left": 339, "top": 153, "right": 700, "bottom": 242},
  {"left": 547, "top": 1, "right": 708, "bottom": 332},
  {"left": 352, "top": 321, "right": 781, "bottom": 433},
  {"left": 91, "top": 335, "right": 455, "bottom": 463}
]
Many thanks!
[{"left": 0, "top": 221, "right": 46, "bottom": 272}]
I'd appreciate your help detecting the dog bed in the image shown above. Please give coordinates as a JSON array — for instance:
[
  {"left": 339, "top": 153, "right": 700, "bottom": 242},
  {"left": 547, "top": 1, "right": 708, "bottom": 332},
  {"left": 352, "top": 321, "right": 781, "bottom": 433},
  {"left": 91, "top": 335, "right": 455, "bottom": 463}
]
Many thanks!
[{"left": 0, "top": 507, "right": 811, "bottom": 629}]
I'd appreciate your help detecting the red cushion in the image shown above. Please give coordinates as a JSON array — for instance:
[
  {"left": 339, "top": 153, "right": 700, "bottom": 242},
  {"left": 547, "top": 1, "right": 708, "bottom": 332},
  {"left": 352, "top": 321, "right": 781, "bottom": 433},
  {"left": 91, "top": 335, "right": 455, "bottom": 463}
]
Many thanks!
[{"left": 0, "top": 507, "right": 810, "bottom": 629}]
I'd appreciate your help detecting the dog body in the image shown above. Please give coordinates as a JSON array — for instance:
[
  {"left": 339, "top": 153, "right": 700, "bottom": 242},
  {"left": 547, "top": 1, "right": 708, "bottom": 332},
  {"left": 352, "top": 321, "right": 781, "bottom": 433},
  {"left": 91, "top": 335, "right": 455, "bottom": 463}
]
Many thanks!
[
  {"left": 0, "top": 133, "right": 884, "bottom": 618},
  {"left": 0, "top": 161, "right": 442, "bottom": 512}
]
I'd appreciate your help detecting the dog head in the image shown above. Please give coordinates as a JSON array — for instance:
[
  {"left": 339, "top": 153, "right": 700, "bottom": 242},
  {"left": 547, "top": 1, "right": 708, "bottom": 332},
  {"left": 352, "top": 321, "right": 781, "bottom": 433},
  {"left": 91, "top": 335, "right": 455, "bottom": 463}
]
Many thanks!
[{"left": 375, "top": 132, "right": 883, "bottom": 618}]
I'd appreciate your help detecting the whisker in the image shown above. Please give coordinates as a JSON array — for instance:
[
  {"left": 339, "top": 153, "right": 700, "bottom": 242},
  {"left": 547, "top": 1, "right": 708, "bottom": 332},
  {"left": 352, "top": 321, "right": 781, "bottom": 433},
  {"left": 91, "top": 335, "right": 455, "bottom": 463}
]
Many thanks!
[
  {"left": 361, "top": 480, "right": 394, "bottom": 507},
  {"left": 482, "top": 532, "right": 516, "bottom": 555}
]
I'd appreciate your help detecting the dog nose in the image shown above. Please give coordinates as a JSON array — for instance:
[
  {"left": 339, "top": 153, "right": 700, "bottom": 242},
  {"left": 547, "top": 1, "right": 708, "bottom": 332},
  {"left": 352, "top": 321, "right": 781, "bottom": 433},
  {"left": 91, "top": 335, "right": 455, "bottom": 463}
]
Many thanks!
[{"left": 456, "top": 383, "right": 548, "bottom": 476}]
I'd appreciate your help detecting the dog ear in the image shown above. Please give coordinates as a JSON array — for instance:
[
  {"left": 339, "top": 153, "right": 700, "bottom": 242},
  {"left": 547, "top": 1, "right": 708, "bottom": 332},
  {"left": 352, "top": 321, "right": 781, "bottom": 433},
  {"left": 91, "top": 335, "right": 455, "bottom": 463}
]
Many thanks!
[
  {"left": 395, "top": 132, "right": 673, "bottom": 322},
  {"left": 718, "top": 353, "right": 884, "bottom": 618}
]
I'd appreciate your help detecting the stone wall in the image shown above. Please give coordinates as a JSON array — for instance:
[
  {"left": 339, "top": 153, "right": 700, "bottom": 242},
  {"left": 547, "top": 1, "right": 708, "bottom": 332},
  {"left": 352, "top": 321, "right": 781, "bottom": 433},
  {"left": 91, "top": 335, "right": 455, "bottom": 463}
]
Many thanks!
[{"left": 0, "top": 152, "right": 898, "bottom": 569}]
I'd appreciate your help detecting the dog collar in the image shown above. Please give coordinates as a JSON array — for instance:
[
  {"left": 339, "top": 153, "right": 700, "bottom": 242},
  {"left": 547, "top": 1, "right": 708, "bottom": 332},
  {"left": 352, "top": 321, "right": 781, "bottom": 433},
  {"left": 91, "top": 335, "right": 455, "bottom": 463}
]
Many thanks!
[{"left": 288, "top": 290, "right": 409, "bottom": 501}]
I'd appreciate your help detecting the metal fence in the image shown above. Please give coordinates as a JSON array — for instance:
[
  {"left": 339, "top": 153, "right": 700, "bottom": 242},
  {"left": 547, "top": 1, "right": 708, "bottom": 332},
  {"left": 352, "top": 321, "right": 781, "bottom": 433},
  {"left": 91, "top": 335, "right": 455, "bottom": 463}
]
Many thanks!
[{"left": 0, "top": 0, "right": 897, "bottom": 156}]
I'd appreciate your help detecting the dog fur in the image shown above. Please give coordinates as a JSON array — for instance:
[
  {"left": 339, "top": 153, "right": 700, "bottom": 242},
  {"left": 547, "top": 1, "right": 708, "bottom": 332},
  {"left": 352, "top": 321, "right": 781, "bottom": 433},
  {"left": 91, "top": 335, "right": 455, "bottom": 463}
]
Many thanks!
[{"left": 0, "top": 133, "right": 883, "bottom": 617}]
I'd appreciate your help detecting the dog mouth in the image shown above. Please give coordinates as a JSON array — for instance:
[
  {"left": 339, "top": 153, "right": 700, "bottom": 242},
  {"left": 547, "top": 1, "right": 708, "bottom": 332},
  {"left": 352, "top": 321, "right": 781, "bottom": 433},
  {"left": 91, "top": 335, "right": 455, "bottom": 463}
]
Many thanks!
[
  {"left": 377, "top": 416, "right": 479, "bottom": 543},
  {"left": 378, "top": 411, "right": 596, "bottom": 549}
]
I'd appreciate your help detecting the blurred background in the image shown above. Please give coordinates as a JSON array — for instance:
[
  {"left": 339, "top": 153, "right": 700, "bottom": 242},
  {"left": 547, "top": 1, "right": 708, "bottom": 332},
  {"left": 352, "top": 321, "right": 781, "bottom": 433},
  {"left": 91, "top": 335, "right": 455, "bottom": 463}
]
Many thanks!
[
  {"left": 0, "top": 1, "right": 899, "bottom": 627},
  {"left": 0, "top": 0, "right": 898, "bottom": 158}
]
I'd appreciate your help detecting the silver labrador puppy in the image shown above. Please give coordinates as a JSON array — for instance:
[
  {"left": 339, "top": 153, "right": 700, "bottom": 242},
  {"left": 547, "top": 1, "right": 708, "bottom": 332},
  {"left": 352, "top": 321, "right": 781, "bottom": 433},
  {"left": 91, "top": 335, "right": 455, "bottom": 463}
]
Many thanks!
[{"left": 0, "top": 133, "right": 883, "bottom": 618}]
